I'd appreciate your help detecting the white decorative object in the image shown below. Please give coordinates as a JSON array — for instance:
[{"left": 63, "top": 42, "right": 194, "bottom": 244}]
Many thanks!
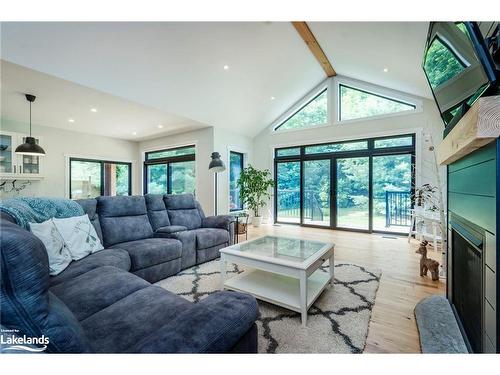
[
  {"left": 30, "top": 219, "right": 72, "bottom": 275},
  {"left": 251, "top": 216, "right": 263, "bottom": 227},
  {"left": 220, "top": 235, "right": 335, "bottom": 326},
  {"left": 53, "top": 214, "right": 103, "bottom": 260}
]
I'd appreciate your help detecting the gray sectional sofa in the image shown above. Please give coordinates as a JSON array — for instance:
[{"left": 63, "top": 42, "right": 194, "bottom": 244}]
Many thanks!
[{"left": 0, "top": 194, "right": 259, "bottom": 353}]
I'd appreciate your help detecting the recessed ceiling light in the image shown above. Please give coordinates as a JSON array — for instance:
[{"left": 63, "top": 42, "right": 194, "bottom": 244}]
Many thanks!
[
  {"left": 132, "top": 131, "right": 137, "bottom": 136},
  {"left": 157, "top": 124, "right": 164, "bottom": 129},
  {"left": 383, "top": 68, "right": 388, "bottom": 73},
  {"left": 271, "top": 96, "right": 275, "bottom": 100},
  {"left": 68, "top": 118, "right": 75, "bottom": 123},
  {"left": 90, "top": 108, "right": 98, "bottom": 112},
  {"left": 223, "top": 65, "right": 229, "bottom": 70}
]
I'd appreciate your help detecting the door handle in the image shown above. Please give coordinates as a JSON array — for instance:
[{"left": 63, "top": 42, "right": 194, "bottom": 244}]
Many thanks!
[{"left": 14, "top": 165, "right": 16, "bottom": 174}]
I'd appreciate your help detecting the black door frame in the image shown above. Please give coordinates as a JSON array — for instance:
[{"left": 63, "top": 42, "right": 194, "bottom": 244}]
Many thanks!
[{"left": 273, "top": 134, "right": 416, "bottom": 235}]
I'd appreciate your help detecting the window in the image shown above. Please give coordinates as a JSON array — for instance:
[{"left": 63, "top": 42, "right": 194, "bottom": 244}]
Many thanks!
[
  {"left": 274, "top": 89, "right": 328, "bottom": 131},
  {"left": 374, "top": 136, "right": 413, "bottom": 148},
  {"left": 276, "top": 147, "right": 300, "bottom": 157},
  {"left": 424, "top": 37, "right": 467, "bottom": 89},
  {"left": 339, "top": 84, "right": 416, "bottom": 121},
  {"left": 70, "top": 158, "right": 131, "bottom": 199},
  {"left": 274, "top": 133, "right": 415, "bottom": 234},
  {"left": 144, "top": 145, "right": 196, "bottom": 195},
  {"left": 305, "top": 140, "right": 368, "bottom": 155},
  {"left": 229, "top": 151, "right": 244, "bottom": 211}
]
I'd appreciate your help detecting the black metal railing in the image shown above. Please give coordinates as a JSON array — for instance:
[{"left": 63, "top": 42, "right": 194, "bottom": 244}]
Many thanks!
[
  {"left": 385, "top": 191, "right": 411, "bottom": 227},
  {"left": 277, "top": 189, "right": 325, "bottom": 222}
]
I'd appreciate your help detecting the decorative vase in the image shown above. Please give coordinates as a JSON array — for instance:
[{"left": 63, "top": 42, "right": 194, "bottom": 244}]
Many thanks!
[{"left": 252, "top": 216, "right": 263, "bottom": 227}]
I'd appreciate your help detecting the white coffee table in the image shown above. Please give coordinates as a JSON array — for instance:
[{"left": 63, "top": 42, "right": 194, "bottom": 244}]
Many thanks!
[{"left": 220, "top": 235, "right": 335, "bottom": 326}]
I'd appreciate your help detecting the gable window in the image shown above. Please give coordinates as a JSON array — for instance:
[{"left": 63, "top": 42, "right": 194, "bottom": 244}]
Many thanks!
[
  {"left": 274, "top": 89, "right": 328, "bottom": 131},
  {"left": 229, "top": 151, "right": 244, "bottom": 211},
  {"left": 70, "top": 158, "right": 131, "bottom": 199},
  {"left": 144, "top": 145, "right": 196, "bottom": 195},
  {"left": 339, "top": 84, "right": 416, "bottom": 122}
]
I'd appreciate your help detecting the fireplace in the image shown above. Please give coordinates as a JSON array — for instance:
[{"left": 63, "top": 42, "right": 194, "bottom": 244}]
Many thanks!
[{"left": 449, "top": 217, "right": 484, "bottom": 352}]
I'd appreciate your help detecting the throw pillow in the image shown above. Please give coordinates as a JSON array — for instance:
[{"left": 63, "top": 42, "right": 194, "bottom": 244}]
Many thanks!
[
  {"left": 30, "top": 219, "right": 72, "bottom": 275},
  {"left": 53, "top": 214, "right": 104, "bottom": 260}
]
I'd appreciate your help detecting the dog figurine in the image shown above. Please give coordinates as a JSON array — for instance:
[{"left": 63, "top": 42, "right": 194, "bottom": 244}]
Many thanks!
[{"left": 415, "top": 240, "right": 440, "bottom": 281}]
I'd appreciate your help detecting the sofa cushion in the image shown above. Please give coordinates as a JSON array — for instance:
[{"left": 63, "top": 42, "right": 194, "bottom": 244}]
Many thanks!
[
  {"left": 124, "top": 291, "right": 259, "bottom": 353},
  {"left": 145, "top": 194, "right": 171, "bottom": 230},
  {"left": 110, "top": 238, "right": 182, "bottom": 271},
  {"left": 156, "top": 225, "right": 187, "bottom": 234},
  {"left": 80, "top": 286, "right": 191, "bottom": 353},
  {"left": 50, "top": 248, "right": 131, "bottom": 287},
  {"left": 76, "top": 199, "right": 103, "bottom": 243},
  {"left": 97, "top": 196, "right": 154, "bottom": 247},
  {"left": 50, "top": 266, "right": 150, "bottom": 321},
  {"left": 164, "top": 194, "right": 197, "bottom": 210},
  {"left": 190, "top": 228, "right": 230, "bottom": 249},
  {"left": 0, "top": 219, "right": 91, "bottom": 353}
]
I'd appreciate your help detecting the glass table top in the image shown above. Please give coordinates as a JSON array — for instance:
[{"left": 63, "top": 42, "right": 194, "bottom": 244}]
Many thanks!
[{"left": 228, "top": 235, "right": 329, "bottom": 263}]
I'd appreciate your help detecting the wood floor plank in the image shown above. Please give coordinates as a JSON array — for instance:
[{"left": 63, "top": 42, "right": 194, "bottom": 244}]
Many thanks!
[{"left": 243, "top": 223, "right": 445, "bottom": 353}]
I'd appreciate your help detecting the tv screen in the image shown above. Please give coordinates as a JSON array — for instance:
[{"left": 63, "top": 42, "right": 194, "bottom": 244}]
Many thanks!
[{"left": 422, "top": 22, "right": 497, "bottom": 131}]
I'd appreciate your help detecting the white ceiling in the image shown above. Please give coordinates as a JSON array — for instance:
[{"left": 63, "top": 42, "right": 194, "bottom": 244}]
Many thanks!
[
  {"left": 309, "top": 22, "right": 432, "bottom": 99},
  {"left": 1, "top": 61, "right": 207, "bottom": 140},
  {"left": 0, "top": 22, "right": 432, "bottom": 139}
]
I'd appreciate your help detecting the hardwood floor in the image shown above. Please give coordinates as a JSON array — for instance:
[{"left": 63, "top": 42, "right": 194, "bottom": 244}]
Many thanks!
[{"left": 242, "top": 223, "right": 445, "bottom": 353}]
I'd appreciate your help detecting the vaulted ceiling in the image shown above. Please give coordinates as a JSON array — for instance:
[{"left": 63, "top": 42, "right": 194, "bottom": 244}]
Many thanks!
[{"left": 1, "top": 22, "right": 431, "bottom": 139}]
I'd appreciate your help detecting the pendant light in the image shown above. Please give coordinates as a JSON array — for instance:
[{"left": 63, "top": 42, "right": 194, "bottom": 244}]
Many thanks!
[{"left": 15, "top": 94, "right": 46, "bottom": 156}]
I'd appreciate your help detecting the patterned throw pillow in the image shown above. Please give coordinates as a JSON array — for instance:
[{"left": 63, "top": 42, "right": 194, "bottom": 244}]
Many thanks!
[
  {"left": 30, "top": 219, "right": 72, "bottom": 275},
  {"left": 53, "top": 214, "right": 104, "bottom": 260}
]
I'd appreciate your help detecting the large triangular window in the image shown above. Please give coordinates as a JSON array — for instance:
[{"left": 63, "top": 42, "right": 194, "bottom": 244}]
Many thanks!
[
  {"left": 274, "top": 89, "right": 328, "bottom": 131},
  {"left": 339, "top": 84, "right": 416, "bottom": 122}
]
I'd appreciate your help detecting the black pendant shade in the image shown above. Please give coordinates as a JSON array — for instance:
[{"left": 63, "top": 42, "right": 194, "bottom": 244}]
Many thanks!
[
  {"left": 15, "top": 94, "right": 46, "bottom": 156},
  {"left": 208, "top": 152, "right": 225, "bottom": 172}
]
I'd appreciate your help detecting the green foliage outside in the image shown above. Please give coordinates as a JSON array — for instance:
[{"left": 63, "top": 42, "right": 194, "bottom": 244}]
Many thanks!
[
  {"left": 147, "top": 161, "right": 195, "bottom": 195},
  {"left": 340, "top": 86, "right": 415, "bottom": 121},
  {"left": 237, "top": 165, "right": 275, "bottom": 217},
  {"left": 277, "top": 90, "right": 327, "bottom": 131},
  {"left": 424, "top": 38, "right": 465, "bottom": 89}
]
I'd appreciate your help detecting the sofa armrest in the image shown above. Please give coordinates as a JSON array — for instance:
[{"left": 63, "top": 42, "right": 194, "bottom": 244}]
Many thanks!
[
  {"left": 202, "top": 215, "right": 235, "bottom": 245},
  {"left": 202, "top": 215, "right": 235, "bottom": 230},
  {"left": 128, "top": 291, "right": 259, "bottom": 353}
]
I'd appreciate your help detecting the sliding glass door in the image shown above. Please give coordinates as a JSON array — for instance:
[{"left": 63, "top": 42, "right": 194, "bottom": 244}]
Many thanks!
[
  {"left": 303, "top": 159, "right": 330, "bottom": 226},
  {"left": 336, "top": 157, "right": 369, "bottom": 230},
  {"left": 372, "top": 154, "right": 412, "bottom": 233},
  {"left": 276, "top": 161, "right": 301, "bottom": 223},
  {"left": 274, "top": 134, "right": 415, "bottom": 234}
]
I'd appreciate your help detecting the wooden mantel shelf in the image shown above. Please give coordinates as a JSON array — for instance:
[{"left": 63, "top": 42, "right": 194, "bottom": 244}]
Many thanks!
[{"left": 436, "top": 95, "right": 500, "bottom": 165}]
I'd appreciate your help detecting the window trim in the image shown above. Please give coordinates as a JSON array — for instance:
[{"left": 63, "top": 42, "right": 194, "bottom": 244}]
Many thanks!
[
  {"left": 229, "top": 150, "right": 244, "bottom": 212},
  {"left": 143, "top": 144, "right": 196, "bottom": 195},
  {"left": 338, "top": 83, "right": 417, "bottom": 122},
  {"left": 271, "top": 81, "right": 329, "bottom": 133},
  {"left": 69, "top": 157, "right": 132, "bottom": 199},
  {"left": 273, "top": 133, "right": 416, "bottom": 234}
]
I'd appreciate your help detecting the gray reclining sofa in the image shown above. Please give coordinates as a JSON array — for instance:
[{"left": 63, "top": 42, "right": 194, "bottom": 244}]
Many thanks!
[{"left": 0, "top": 194, "right": 259, "bottom": 353}]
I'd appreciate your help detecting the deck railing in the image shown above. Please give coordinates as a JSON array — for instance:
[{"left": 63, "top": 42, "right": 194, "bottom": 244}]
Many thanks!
[{"left": 385, "top": 191, "right": 412, "bottom": 227}]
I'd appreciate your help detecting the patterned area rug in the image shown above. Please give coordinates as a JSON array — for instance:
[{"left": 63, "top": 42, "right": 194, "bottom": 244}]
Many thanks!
[{"left": 156, "top": 259, "right": 381, "bottom": 353}]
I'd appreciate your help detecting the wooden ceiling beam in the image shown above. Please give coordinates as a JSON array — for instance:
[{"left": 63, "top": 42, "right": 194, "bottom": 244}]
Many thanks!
[{"left": 292, "top": 21, "right": 336, "bottom": 77}]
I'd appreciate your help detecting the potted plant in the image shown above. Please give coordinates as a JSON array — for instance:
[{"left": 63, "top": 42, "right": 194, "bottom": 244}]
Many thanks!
[{"left": 237, "top": 165, "right": 275, "bottom": 227}]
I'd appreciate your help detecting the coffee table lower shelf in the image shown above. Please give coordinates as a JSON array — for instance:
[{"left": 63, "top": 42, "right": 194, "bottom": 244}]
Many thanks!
[{"left": 223, "top": 268, "right": 331, "bottom": 317}]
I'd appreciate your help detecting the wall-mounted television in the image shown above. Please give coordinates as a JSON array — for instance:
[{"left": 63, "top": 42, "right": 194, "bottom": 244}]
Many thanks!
[{"left": 422, "top": 22, "right": 498, "bottom": 136}]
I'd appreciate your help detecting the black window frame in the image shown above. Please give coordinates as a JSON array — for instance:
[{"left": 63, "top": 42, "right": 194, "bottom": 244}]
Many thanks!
[
  {"left": 274, "top": 133, "right": 416, "bottom": 235},
  {"left": 69, "top": 157, "right": 132, "bottom": 199},
  {"left": 229, "top": 151, "right": 244, "bottom": 212},
  {"left": 274, "top": 88, "right": 328, "bottom": 131},
  {"left": 143, "top": 145, "right": 196, "bottom": 195},
  {"left": 338, "top": 84, "right": 417, "bottom": 122}
]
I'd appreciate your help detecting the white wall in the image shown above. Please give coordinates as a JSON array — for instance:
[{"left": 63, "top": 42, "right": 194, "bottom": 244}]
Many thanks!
[
  {"left": 213, "top": 128, "right": 253, "bottom": 214},
  {"left": 138, "top": 127, "right": 215, "bottom": 215},
  {"left": 252, "top": 75, "right": 447, "bottom": 219},
  {"left": 0, "top": 118, "right": 139, "bottom": 198}
]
